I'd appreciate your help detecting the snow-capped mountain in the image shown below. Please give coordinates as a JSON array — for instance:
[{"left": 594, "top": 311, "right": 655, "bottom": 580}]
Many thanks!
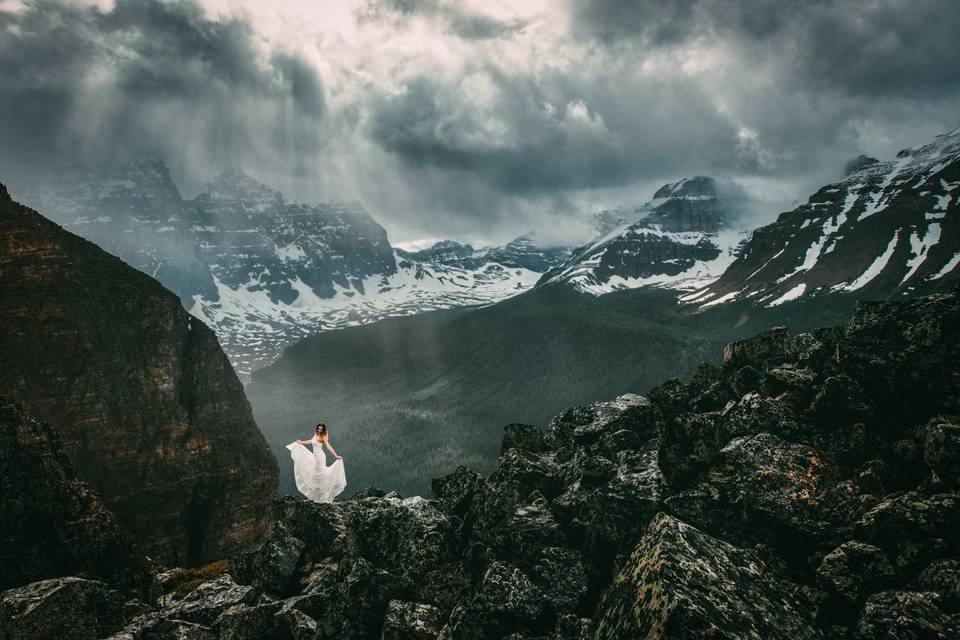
[
  {"left": 538, "top": 176, "right": 746, "bottom": 295},
  {"left": 19, "top": 163, "right": 569, "bottom": 379},
  {"left": 685, "top": 128, "right": 960, "bottom": 309},
  {"left": 399, "top": 234, "right": 571, "bottom": 272}
]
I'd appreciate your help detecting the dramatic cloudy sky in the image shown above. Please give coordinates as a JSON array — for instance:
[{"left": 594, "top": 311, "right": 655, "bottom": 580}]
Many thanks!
[{"left": 1, "top": 0, "right": 959, "bottom": 246}]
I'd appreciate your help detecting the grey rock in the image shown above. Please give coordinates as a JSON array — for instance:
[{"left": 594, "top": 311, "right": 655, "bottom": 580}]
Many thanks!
[
  {"left": 382, "top": 600, "right": 446, "bottom": 640},
  {"left": 853, "top": 590, "right": 957, "bottom": 639},
  {"left": 593, "top": 513, "right": 823, "bottom": 639},
  {"left": 0, "top": 577, "right": 125, "bottom": 640}
]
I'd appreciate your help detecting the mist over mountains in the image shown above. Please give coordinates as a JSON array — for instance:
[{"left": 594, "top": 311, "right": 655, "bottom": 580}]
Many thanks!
[{"left": 20, "top": 161, "right": 572, "bottom": 378}]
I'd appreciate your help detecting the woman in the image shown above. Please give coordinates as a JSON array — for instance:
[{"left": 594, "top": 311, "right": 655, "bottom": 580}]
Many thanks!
[{"left": 285, "top": 422, "right": 346, "bottom": 503}]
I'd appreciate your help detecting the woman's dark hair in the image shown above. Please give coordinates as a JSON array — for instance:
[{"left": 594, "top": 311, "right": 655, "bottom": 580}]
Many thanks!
[{"left": 315, "top": 422, "right": 327, "bottom": 438}]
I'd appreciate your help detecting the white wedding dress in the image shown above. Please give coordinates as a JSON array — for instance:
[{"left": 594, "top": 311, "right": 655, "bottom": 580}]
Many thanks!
[{"left": 286, "top": 436, "right": 347, "bottom": 503}]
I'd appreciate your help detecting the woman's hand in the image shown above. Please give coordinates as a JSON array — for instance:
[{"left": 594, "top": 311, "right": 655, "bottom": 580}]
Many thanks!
[{"left": 335, "top": 454, "right": 343, "bottom": 460}]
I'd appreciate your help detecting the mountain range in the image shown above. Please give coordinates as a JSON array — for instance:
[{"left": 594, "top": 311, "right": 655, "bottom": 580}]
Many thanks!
[
  {"left": 539, "top": 175, "right": 747, "bottom": 294},
  {"left": 248, "top": 127, "right": 960, "bottom": 496},
  {"left": 21, "top": 166, "right": 571, "bottom": 379}
]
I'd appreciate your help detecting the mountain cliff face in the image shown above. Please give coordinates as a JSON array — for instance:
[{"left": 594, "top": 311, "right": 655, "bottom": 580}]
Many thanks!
[
  {"left": 688, "top": 128, "right": 960, "bottom": 309},
  {"left": 0, "top": 184, "right": 278, "bottom": 566},
  {"left": 0, "top": 400, "right": 156, "bottom": 600},
  {"left": 21, "top": 164, "right": 569, "bottom": 379},
  {"left": 14, "top": 289, "right": 957, "bottom": 639},
  {"left": 539, "top": 176, "right": 745, "bottom": 295}
]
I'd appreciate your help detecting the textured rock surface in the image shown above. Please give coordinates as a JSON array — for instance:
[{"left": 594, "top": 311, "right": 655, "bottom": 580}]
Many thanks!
[
  {"left": 0, "top": 577, "right": 125, "bottom": 640},
  {"left": 0, "top": 185, "right": 278, "bottom": 566},
  {"left": 0, "top": 401, "right": 156, "bottom": 599},
  {"left": 592, "top": 513, "right": 823, "bottom": 639}
]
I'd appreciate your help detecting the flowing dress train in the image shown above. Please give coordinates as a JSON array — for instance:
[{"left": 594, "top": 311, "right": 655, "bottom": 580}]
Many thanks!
[{"left": 286, "top": 436, "right": 346, "bottom": 503}]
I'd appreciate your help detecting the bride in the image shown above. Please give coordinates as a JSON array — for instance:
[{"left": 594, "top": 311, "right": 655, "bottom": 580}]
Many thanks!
[{"left": 285, "top": 422, "right": 346, "bottom": 503}]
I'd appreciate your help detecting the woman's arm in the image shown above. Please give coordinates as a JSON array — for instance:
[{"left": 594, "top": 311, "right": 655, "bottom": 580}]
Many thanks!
[
  {"left": 323, "top": 438, "right": 342, "bottom": 459},
  {"left": 296, "top": 436, "right": 315, "bottom": 445}
]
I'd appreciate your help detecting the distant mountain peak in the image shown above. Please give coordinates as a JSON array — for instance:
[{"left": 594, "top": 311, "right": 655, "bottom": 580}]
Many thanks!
[
  {"left": 193, "top": 168, "right": 284, "bottom": 209},
  {"left": 844, "top": 154, "right": 880, "bottom": 176},
  {"left": 652, "top": 175, "right": 718, "bottom": 200},
  {"left": 543, "top": 175, "right": 739, "bottom": 295},
  {"left": 688, "top": 127, "right": 960, "bottom": 309}
]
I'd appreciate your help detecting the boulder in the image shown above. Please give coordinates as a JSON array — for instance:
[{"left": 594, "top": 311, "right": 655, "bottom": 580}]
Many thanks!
[
  {"left": 382, "top": 600, "right": 446, "bottom": 640},
  {"left": 213, "top": 600, "right": 287, "bottom": 640},
  {"left": 229, "top": 524, "right": 305, "bottom": 596},
  {"left": 593, "top": 513, "right": 822, "bottom": 639},
  {"left": 0, "top": 577, "right": 125, "bottom": 640},
  {"left": 666, "top": 433, "right": 855, "bottom": 562},
  {"left": 440, "top": 561, "right": 546, "bottom": 640},
  {"left": 815, "top": 541, "right": 897, "bottom": 612},
  {"left": 550, "top": 614, "right": 592, "bottom": 640},
  {"left": 352, "top": 495, "right": 453, "bottom": 588},
  {"left": 545, "top": 395, "right": 657, "bottom": 450},
  {"left": 553, "top": 446, "right": 664, "bottom": 564},
  {"left": 529, "top": 547, "right": 588, "bottom": 614},
  {"left": 501, "top": 424, "right": 548, "bottom": 455},
  {"left": 913, "top": 559, "right": 960, "bottom": 612},
  {"left": 126, "top": 574, "right": 255, "bottom": 632},
  {"left": 481, "top": 449, "right": 566, "bottom": 528},
  {"left": 924, "top": 420, "right": 960, "bottom": 488},
  {"left": 808, "top": 374, "right": 875, "bottom": 428},
  {"left": 486, "top": 492, "right": 565, "bottom": 565},
  {"left": 350, "top": 486, "right": 388, "bottom": 500},
  {"left": 853, "top": 590, "right": 957, "bottom": 639},
  {"left": 656, "top": 412, "right": 726, "bottom": 485},
  {"left": 414, "top": 563, "right": 472, "bottom": 613},
  {"left": 838, "top": 293, "right": 960, "bottom": 425},
  {"left": 431, "top": 466, "right": 487, "bottom": 522},
  {"left": 730, "top": 364, "right": 765, "bottom": 397},
  {"left": 854, "top": 491, "right": 960, "bottom": 573},
  {"left": 723, "top": 326, "right": 790, "bottom": 369}
]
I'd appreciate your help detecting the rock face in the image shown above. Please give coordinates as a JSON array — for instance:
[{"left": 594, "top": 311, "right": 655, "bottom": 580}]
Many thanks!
[
  {"left": 8, "top": 283, "right": 960, "bottom": 637},
  {"left": 539, "top": 175, "right": 746, "bottom": 295},
  {"left": 22, "top": 165, "right": 570, "bottom": 378},
  {"left": 694, "top": 127, "right": 960, "bottom": 309},
  {"left": 0, "top": 401, "right": 156, "bottom": 599},
  {"left": 593, "top": 513, "right": 822, "bottom": 639},
  {"left": 0, "top": 185, "right": 278, "bottom": 566}
]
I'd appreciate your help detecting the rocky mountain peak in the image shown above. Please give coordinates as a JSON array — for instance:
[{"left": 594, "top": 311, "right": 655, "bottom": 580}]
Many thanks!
[
  {"left": 689, "top": 127, "right": 960, "bottom": 309},
  {"left": 541, "top": 175, "right": 740, "bottom": 294},
  {"left": 193, "top": 168, "right": 284, "bottom": 211},
  {"left": 845, "top": 154, "right": 880, "bottom": 176},
  {"left": 652, "top": 175, "right": 718, "bottom": 200}
]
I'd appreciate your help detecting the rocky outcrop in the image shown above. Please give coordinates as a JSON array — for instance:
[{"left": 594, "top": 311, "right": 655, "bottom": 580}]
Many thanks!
[
  {"left": 0, "top": 401, "right": 156, "bottom": 599},
  {"left": 8, "top": 287, "right": 960, "bottom": 637},
  {"left": 0, "top": 577, "right": 126, "bottom": 640},
  {"left": 0, "top": 186, "right": 278, "bottom": 566},
  {"left": 593, "top": 513, "right": 822, "bottom": 639}
]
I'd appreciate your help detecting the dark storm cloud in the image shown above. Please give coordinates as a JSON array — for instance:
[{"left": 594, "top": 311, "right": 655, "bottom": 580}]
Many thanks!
[
  {"left": 357, "top": 0, "right": 525, "bottom": 40},
  {"left": 367, "top": 68, "right": 742, "bottom": 195},
  {"left": 571, "top": 0, "right": 960, "bottom": 99},
  {"left": 2, "top": 0, "right": 959, "bottom": 245},
  {"left": 0, "top": 0, "right": 325, "bottom": 189}
]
